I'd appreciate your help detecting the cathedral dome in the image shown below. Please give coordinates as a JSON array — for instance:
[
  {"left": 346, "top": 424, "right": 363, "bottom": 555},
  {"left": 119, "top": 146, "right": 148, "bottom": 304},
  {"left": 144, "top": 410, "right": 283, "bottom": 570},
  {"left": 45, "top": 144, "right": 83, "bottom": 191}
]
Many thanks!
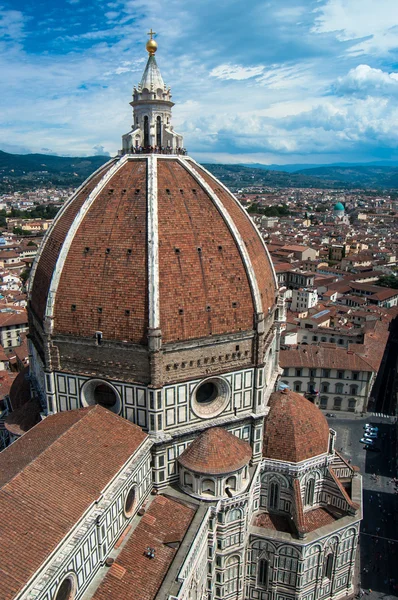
[
  {"left": 263, "top": 389, "right": 330, "bottom": 463},
  {"left": 178, "top": 426, "right": 252, "bottom": 475},
  {"left": 333, "top": 202, "right": 344, "bottom": 212},
  {"left": 29, "top": 156, "right": 276, "bottom": 347}
]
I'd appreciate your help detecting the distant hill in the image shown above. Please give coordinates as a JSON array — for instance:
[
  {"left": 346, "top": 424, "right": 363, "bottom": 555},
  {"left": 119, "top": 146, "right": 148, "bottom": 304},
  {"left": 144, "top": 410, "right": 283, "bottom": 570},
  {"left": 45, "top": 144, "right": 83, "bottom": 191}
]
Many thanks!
[
  {"left": 242, "top": 160, "right": 398, "bottom": 173},
  {"left": 1, "top": 150, "right": 398, "bottom": 192},
  {"left": 0, "top": 150, "right": 110, "bottom": 192},
  {"left": 294, "top": 165, "right": 398, "bottom": 188},
  {"left": 203, "top": 163, "right": 342, "bottom": 190}
]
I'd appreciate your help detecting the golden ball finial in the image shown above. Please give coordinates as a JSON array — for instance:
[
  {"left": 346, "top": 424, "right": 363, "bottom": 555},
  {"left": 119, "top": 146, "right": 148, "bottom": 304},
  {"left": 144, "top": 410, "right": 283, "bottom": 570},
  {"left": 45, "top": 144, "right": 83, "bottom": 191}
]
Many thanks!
[
  {"left": 146, "top": 38, "right": 158, "bottom": 54},
  {"left": 146, "top": 29, "right": 157, "bottom": 54}
]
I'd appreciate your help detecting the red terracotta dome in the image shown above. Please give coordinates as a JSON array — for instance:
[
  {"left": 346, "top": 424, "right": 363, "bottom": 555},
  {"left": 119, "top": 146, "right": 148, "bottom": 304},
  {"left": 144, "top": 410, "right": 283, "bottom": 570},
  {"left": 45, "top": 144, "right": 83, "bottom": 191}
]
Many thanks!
[
  {"left": 263, "top": 390, "right": 330, "bottom": 463},
  {"left": 29, "top": 155, "right": 276, "bottom": 345},
  {"left": 178, "top": 426, "right": 252, "bottom": 474}
]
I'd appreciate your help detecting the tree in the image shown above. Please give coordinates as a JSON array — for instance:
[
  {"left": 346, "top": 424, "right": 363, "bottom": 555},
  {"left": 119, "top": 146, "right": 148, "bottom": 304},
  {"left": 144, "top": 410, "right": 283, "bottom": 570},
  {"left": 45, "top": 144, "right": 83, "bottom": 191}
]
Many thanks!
[
  {"left": 378, "top": 275, "right": 398, "bottom": 289},
  {"left": 20, "top": 268, "right": 31, "bottom": 284}
]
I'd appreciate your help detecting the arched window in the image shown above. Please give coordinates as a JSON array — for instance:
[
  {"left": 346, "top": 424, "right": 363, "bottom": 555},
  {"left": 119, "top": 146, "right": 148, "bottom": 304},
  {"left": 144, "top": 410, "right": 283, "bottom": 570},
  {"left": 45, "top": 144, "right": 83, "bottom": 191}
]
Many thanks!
[
  {"left": 184, "top": 472, "right": 193, "bottom": 488},
  {"left": 335, "top": 383, "right": 344, "bottom": 394},
  {"left": 350, "top": 385, "right": 358, "bottom": 395},
  {"left": 348, "top": 398, "right": 356, "bottom": 411},
  {"left": 257, "top": 558, "right": 269, "bottom": 588},
  {"left": 269, "top": 481, "right": 279, "bottom": 510},
  {"left": 226, "top": 508, "right": 241, "bottom": 523},
  {"left": 305, "top": 478, "right": 315, "bottom": 506},
  {"left": 323, "top": 553, "right": 333, "bottom": 579},
  {"left": 156, "top": 116, "right": 162, "bottom": 147},
  {"left": 333, "top": 397, "right": 342, "bottom": 410},
  {"left": 226, "top": 476, "right": 236, "bottom": 490},
  {"left": 294, "top": 381, "right": 302, "bottom": 392},
  {"left": 321, "top": 382, "right": 329, "bottom": 393},
  {"left": 202, "top": 478, "right": 215, "bottom": 496},
  {"left": 225, "top": 555, "right": 240, "bottom": 594},
  {"left": 320, "top": 396, "right": 328, "bottom": 408},
  {"left": 144, "top": 116, "right": 149, "bottom": 147}
]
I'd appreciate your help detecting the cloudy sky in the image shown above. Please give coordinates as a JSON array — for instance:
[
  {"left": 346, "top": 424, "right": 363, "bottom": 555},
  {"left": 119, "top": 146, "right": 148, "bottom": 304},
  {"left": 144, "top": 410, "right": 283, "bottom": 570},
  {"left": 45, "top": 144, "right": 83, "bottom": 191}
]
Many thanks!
[{"left": 1, "top": 0, "right": 398, "bottom": 164}]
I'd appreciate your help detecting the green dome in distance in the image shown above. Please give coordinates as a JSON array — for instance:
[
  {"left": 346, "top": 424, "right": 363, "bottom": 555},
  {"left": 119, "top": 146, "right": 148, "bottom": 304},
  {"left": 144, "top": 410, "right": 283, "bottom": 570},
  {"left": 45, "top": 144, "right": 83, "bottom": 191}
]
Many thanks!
[{"left": 333, "top": 202, "right": 345, "bottom": 211}]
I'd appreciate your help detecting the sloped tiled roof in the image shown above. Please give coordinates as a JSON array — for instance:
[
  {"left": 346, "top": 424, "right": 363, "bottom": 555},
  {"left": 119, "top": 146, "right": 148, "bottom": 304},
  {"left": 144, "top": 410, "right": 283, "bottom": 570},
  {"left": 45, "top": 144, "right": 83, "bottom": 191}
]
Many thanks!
[
  {"left": 0, "top": 406, "right": 148, "bottom": 600},
  {"left": 92, "top": 495, "right": 196, "bottom": 600}
]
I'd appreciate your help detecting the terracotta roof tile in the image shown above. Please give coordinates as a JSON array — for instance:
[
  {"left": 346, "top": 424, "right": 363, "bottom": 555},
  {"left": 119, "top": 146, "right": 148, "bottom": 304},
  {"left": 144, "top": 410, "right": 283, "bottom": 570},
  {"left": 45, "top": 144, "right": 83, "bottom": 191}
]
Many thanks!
[
  {"left": 29, "top": 157, "right": 276, "bottom": 346},
  {"left": 92, "top": 495, "right": 196, "bottom": 600},
  {"left": 279, "top": 346, "right": 375, "bottom": 372},
  {"left": 263, "top": 390, "right": 330, "bottom": 463},
  {"left": 0, "top": 406, "right": 148, "bottom": 600},
  {"left": 178, "top": 426, "right": 252, "bottom": 475},
  {"left": 303, "top": 508, "right": 336, "bottom": 532}
]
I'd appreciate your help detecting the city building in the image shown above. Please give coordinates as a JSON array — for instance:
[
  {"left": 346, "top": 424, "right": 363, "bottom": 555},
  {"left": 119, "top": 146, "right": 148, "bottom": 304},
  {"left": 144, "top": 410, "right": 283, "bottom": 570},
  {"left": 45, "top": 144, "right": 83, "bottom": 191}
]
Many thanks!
[
  {"left": 279, "top": 346, "right": 375, "bottom": 413},
  {"left": 291, "top": 288, "right": 318, "bottom": 312},
  {"left": 1, "top": 35, "right": 361, "bottom": 600}
]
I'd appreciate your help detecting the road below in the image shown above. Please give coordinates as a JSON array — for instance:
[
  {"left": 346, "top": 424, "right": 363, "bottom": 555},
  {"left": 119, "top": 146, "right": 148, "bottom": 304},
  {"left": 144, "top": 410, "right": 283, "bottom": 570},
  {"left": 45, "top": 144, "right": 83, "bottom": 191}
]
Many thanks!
[{"left": 326, "top": 414, "right": 398, "bottom": 600}]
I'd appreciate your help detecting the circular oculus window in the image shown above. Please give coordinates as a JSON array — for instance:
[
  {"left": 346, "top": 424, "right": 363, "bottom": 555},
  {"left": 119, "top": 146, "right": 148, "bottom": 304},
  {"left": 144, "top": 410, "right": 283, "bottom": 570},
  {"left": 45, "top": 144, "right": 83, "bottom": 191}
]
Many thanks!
[
  {"left": 81, "top": 379, "right": 121, "bottom": 414},
  {"left": 124, "top": 485, "right": 138, "bottom": 517},
  {"left": 54, "top": 575, "right": 77, "bottom": 600},
  {"left": 191, "top": 377, "right": 230, "bottom": 419}
]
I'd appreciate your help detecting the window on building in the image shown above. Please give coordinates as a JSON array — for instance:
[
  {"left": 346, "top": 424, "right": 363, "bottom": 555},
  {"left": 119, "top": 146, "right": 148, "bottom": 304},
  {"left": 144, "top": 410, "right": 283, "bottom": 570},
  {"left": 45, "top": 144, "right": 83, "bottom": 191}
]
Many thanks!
[
  {"left": 226, "top": 509, "right": 241, "bottom": 523},
  {"left": 295, "top": 369, "right": 302, "bottom": 376},
  {"left": 257, "top": 558, "right": 269, "bottom": 588},
  {"left": 310, "top": 369, "right": 317, "bottom": 378},
  {"left": 335, "top": 383, "right": 344, "bottom": 394},
  {"left": 348, "top": 399, "right": 356, "bottom": 411},
  {"left": 320, "top": 396, "right": 328, "bottom": 408},
  {"left": 352, "top": 372, "right": 359, "bottom": 380},
  {"left": 184, "top": 472, "right": 193, "bottom": 488},
  {"left": 338, "top": 338, "right": 344, "bottom": 345},
  {"left": 350, "top": 385, "right": 358, "bottom": 395},
  {"left": 226, "top": 476, "right": 236, "bottom": 491},
  {"left": 225, "top": 555, "right": 239, "bottom": 594},
  {"left": 337, "top": 370, "right": 344, "bottom": 379},
  {"left": 321, "top": 382, "right": 329, "bottom": 393},
  {"left": 283, "top": 368, "right": 289, "bottom": 376},
  {"left": 269, "top": 481, "right": 279, "bottom": 510},
  {"left": 202, "top": 479, "right": 215, "bottom": 496},
  {"left": 323, "top": 553, "right": 333, "bottom": 579},
  {"left": 322, "top": 369, "right": 330, "bottom": 378},
  {"left": 305, "top": 478, "right": 315, "bottom": 505},
  {"left": 312, "top": 335, "right": 318, "bottom": 341},
  {"left": 333, "top": 397, "right": 342, "bottom": 410},
  {"left": 54, "top": 576, "right": 76, "bottom": 600},
  {"left": 294, "top": 381, "right": 302, "bottom": 392}
]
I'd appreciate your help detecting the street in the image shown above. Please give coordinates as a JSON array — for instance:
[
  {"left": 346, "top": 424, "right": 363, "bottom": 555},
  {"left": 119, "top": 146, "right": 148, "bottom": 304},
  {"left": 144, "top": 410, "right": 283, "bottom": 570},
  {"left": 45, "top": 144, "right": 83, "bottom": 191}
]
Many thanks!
[{"left": 327, "top": 414, "right": 398, "bottom": 600}]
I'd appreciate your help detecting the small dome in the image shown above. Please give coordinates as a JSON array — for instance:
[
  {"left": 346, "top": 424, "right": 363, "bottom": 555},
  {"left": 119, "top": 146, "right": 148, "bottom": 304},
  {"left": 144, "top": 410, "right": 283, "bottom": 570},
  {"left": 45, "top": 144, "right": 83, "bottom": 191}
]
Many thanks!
[
  {"left": 333, "top": 202, "right": 344, "bottom": 211},
  {"left": 263, "top": 390, "right": 330, "bottom": 463},
  {"left": 178, "top": 427, "right": 252, "bottom": 475}
]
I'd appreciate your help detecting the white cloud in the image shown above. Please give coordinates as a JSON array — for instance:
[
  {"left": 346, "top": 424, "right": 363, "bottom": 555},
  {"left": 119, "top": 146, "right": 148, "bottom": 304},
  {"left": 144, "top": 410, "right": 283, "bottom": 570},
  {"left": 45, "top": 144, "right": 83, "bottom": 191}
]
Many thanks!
[
  {"left": 209, "top": 63, "right": 265, "bottom": 81},
  {"left": 335, "top": 65, "right": 398, "bottom": 97},
  {"left": 313, "top": 0, "right": 398, "bottom": 56},
  {"left": 0, "top": 8, "right": 27, "bottom": 44}
]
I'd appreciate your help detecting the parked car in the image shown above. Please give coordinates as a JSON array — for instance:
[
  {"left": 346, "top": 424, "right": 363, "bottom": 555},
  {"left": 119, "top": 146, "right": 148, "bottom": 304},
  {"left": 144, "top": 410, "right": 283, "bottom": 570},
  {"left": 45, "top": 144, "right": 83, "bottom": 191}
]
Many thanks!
[
  {"left": 364, "top": 444, "right": 381, "bottom": 452},
  {"left": 326, "top": 413, "right": 336, "bottom": 417},
  {"left": 364, "top": 424, "right": 378, "bottom": 431},
  {"left": 360, "top": 437, "right": 375, "bottom": 444},
  {"left": 364, "top": 431, "right": 378, "bottom": 439}
]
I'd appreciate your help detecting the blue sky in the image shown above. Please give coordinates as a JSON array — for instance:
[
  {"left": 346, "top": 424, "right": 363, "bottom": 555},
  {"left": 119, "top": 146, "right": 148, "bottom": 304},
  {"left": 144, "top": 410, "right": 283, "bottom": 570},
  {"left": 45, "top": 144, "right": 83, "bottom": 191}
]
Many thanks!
[{"left": 1, "top": 0, "right": 398, "bottom": 164}]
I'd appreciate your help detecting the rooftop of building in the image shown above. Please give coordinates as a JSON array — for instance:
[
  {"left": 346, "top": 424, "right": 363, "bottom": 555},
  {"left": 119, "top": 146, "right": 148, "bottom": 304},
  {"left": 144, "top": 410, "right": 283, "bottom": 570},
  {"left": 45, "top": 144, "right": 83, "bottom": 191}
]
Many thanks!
[
  {"left": 263, "top": 389, "right": 330, "bottom": 463},
  {"left": 0, "top": 406, "right": 148, "bottom": 600},
  {"left": 178, "top": 426, "right": 252, "bottom": 475}
]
